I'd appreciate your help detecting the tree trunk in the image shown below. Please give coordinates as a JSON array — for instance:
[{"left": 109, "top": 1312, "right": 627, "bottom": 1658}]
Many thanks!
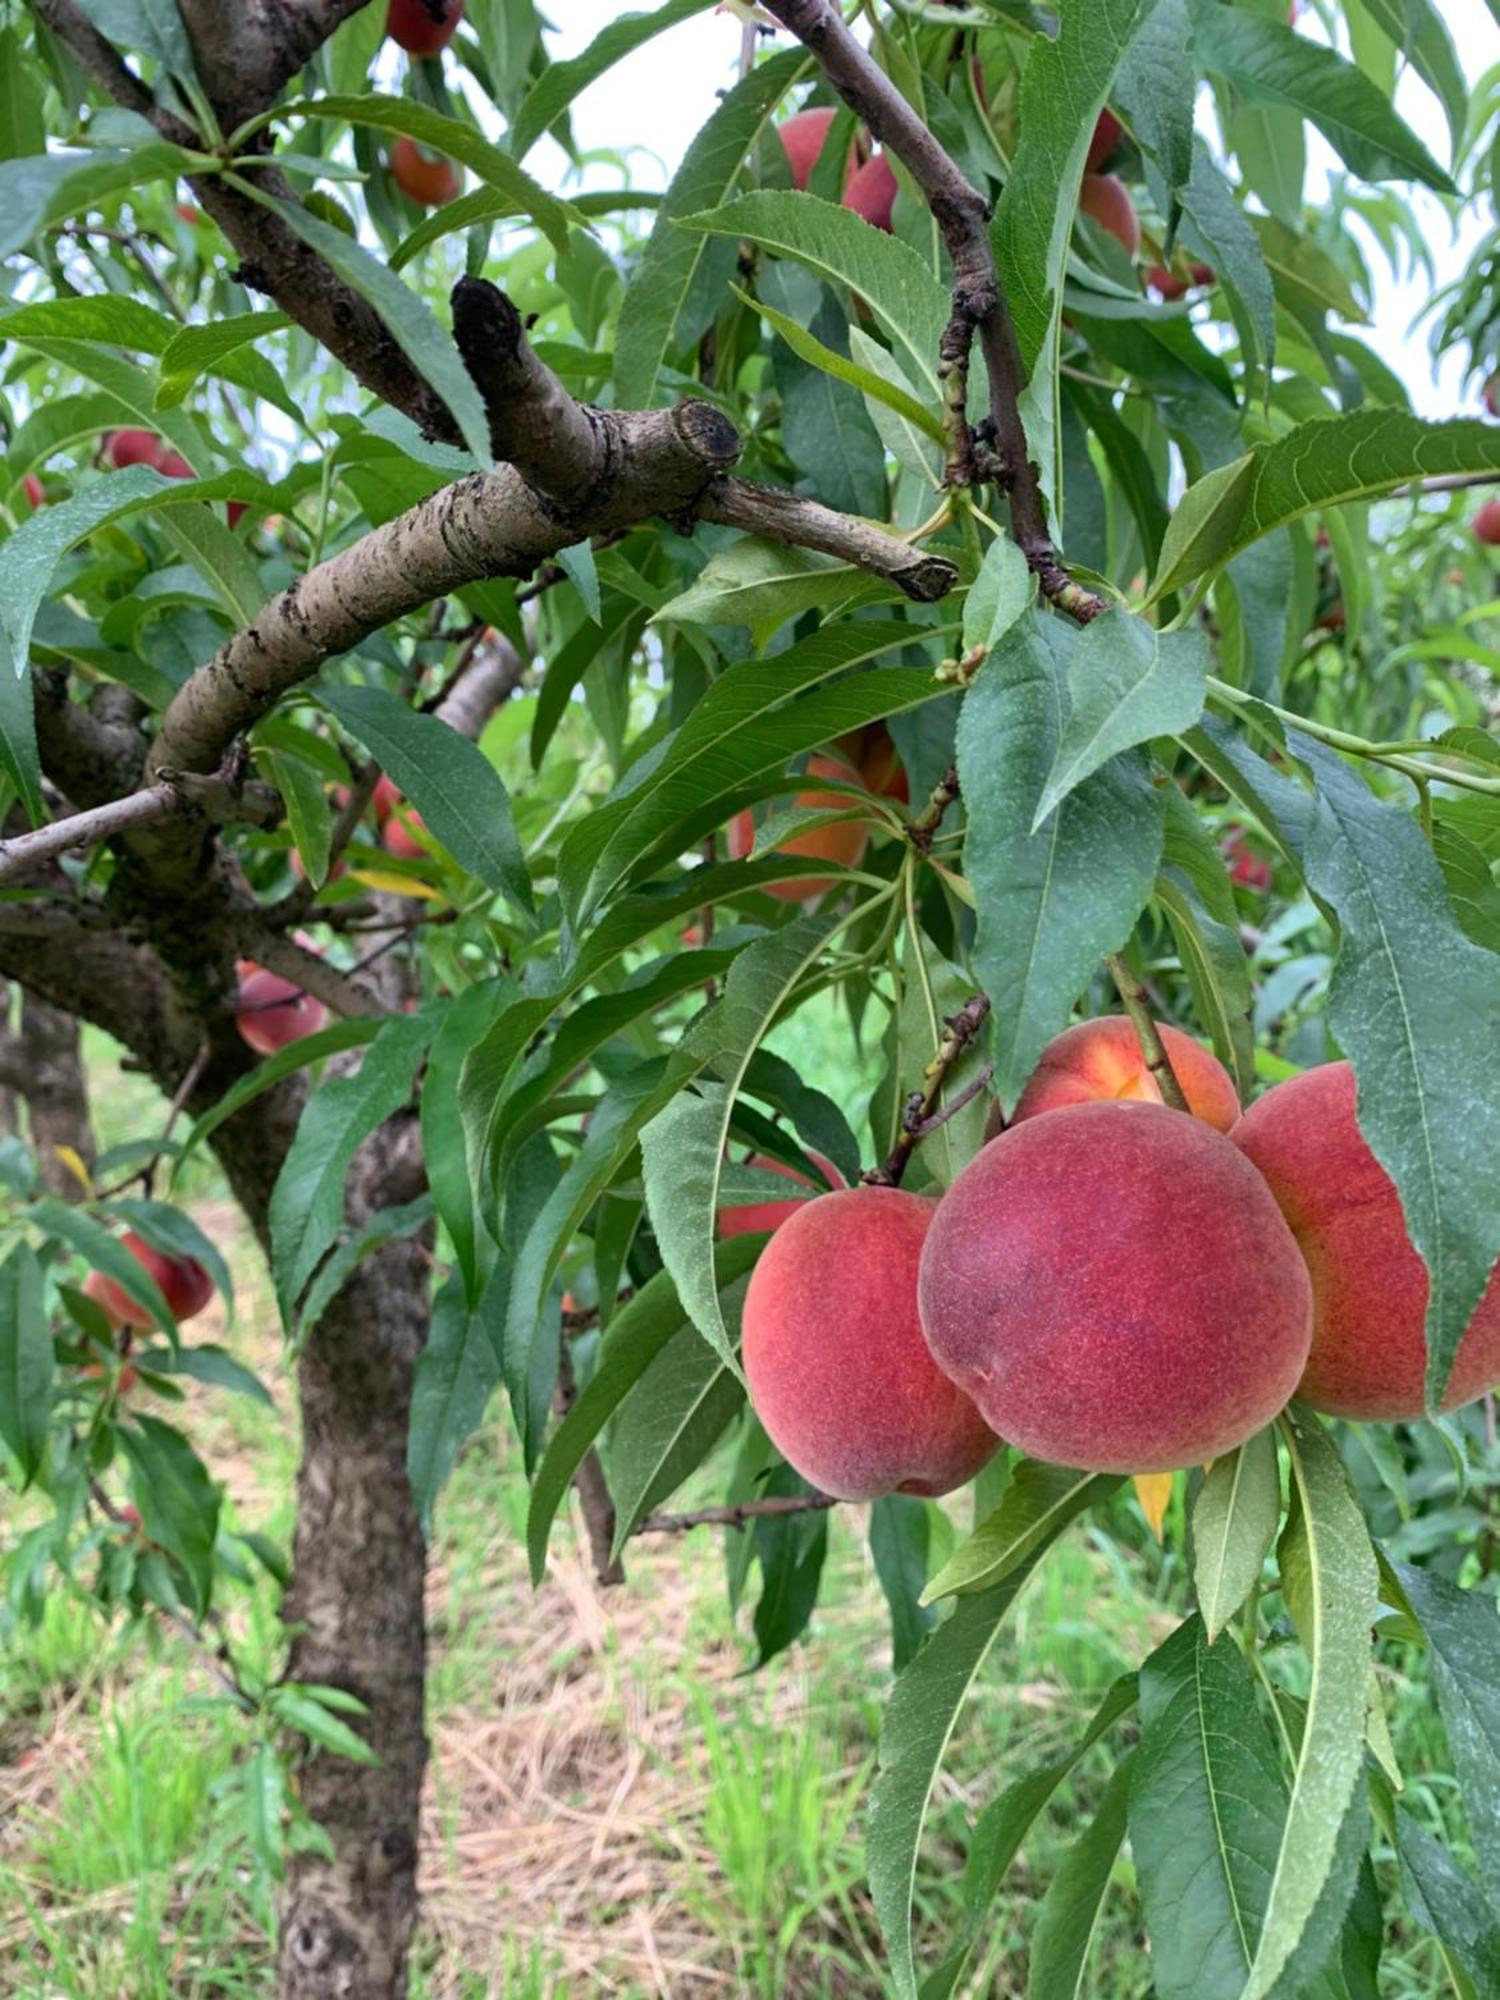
[
  {"left": 272, "top": 1137, "right": 433, "bottom": 1998},
  {"left": 0, "top": 989, "right": 96, "bottom": 1195}
]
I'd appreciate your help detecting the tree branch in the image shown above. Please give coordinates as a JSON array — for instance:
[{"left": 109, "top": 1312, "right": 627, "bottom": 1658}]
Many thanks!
[
  {"left": 633, "top": 1493, "right": 837, "bottom": 1534},
  {"left": 863, "top": 992, "right": 991, "bottom": 1187},
  {"left": 699, "top": 479, "right": 957, "bottom": 601}
]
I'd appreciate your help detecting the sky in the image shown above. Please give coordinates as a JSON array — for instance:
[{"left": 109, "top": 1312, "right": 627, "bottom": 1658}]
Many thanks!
[{"left": 532, "top": 0, "right": 1500, "bottom": 419}]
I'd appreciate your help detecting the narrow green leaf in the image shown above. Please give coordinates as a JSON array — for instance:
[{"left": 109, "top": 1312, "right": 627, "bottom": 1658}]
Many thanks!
[
  {"left": 118, "top": 1413, "right": 221, "bottom": 1616},
  {"left": 1155, "top": 783, "right": 1255, "bottom": 1098},
  {"left": 962, "top": 537, "right": 1034, "bottom": 656},
  {"left": 923, "top": 1458, "right": 1119, "bottom": 1603},
  {"left": 408, "top": 1268, "right": 505, "bottom": 1531},
  {"left": 1193, "top": 1426, "right": 1280, "bottom": 1643},
  {"left": 0, "top": 1245, "right": 50, "bottom": 1483},
  {"left": 318, "top": 684, "right": 532, "bottom": 914},
  {"left": 1028, "top": 1750, "right": 1134, "bottom": 2000},
  {"left": 1397, "top": 1812, "right": 1500, "bottom": 1993},
  {"left": 744, "top": 282, "right": 946, "bottom": 442},
  {"left": 293, "top": 1195, "right": 433, "bottom": 1343},
  {"left": 173, "top": 1019, "right": 381, "bottom": 1177},
  {"left": 870, "top": 1496, "right": 936, "bottom": 1672},
  {"left": 509, "top": 0, "right": 716, "bottom": 159},
  {"left": 1396, "top": 1563, "right": 1500, "bottom": 1900}
]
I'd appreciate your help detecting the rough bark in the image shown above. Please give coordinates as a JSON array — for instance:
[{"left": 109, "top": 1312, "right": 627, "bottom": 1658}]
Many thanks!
[{"left": 9, "top": 993, "right": 95, "bottom": 1197}]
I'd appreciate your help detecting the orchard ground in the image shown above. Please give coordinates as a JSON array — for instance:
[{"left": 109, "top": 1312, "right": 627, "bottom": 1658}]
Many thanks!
[{"left": 0, "top": 1024, "right": 1483, "bottom": 1999}]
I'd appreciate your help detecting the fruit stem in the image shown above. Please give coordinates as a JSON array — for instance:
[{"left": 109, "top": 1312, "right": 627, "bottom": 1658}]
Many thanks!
[{"left": 1104, "top": 954, "right": 1191, "bottom": 1114}]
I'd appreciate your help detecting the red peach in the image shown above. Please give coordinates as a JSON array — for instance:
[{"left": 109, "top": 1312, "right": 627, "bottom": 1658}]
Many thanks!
[
  {"left": 1011, "top": 1016, "right": 1241, "bottom": 1133},
  {"left": 843, "top": 153, "right": 897, "bottom": 232},
  {"left": 1221, "top": 826, "right": 1272, "bottom": 892},
  {"left": 776, "top": 107, "right": 865, "bottom": 191},
  {"left": 836, "top": 721, "right": 909, "bottom": 804},
  {"left": 1233, "top": 1062, "right": 1500, "bottom": 1419},
  {"left": 727, "top": 754, "right": 869, "bottom": 901},
  {"left": 1147, "top": 266, "right": 1188, "bottom": 300},
  {"left": 85, "top": 1234, "right": 213, "bottom": 1329},
  {"left": 743, "top": 1187, "right": 999, "bottom": 1499},
  {"left": 155, "top": 450, "right": 194, "bottom": 479},
  {"left": 106, "top": 430, "right": 166, "bottom": 469},
  {"left": 383, "top": 808, "right": 427, "bottom": 860},
  {"left": 1484, "top": 377, "right": 1499, "bottom": 418},
  {"left": 236, "top": 968, "right": 330, "bottom": 1055},
  {"left": 387, "top": 0, "right": 464, "bottom": 55},
  {"left": 1087, "top": 109, "right": 1122, "bottom": 171},
  {"left": 372, "top": 774, "right": 402, "bottom": 823},
  {"left": 1475, "top": 499, "right": 1500, "bottom": 546},
  {"left": 21, "top": 474, "right": 43, "bottom": 508},
  {"left": 719, "top": 1152, "right": 842, "bottom": 1239},
  {"left": 391, "top": 136, "right": 460, "bottom": 207},
  {"left": 1079, "top": 173, "right": 1140, "bottom": 256},
  {"left": 918, "top": 1102, "right": 1312, "bottom": 1472}
]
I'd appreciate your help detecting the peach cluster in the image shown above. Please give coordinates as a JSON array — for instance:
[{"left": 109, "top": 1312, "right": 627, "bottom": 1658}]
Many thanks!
[{"left": 738, "top": 1021, "right": 1500, "bottom": 1498}]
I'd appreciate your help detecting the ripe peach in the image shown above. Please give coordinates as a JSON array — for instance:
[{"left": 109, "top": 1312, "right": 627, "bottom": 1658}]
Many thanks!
[
  {"left": 391, "top": 136, "right": 460, "bottom": 207},
  {"left": 1485, "top": 377, "right": 1499, "bottom": 418},
  {"left": 843, "top": 153, "right": 897, "bottom": 232},
  {"left": 918, "top": 1102, "right": 1312, "bottom": 1472},
  {"left": 1147, "top": 265, "right": 1188, "bottom": 300},
  {"left": 236, "top": 968, "right": 330, "bottom": 1055},
  {"left": 836, "top": 722, "right": 908, "bottom": 804},
  {"left": 1011, "top": 1017, "right": 1241, "bottom": 1133},
  {"left": 1233, "top": 1062, "right": 1500, "bottom": 1419},
  {"left": 1475, "top": 499, "right": 1500, "bottom": 546},
  {"left": 155, "top": 450, "right": 193, "bottom": 479},
  {"left": 372, "top": 774, "right": 402, "bottom": 823},
  {"left": 720, "top": 1152, "right": 842, "bottom": 1239},
  {"left": 383, "top": 808, "right": 427, "bottom": 860},
  {"left": 728, "top": 754, "right": 870, "bottom": 900},
  {"left": 776, "top": 107, "right": 865, "bottom": 190},
  {"left": 106, "top": 429, "right": 166, "bottom": 469},
  {"left": 743, "top": 1187, "right": 1000, "bottom": 1499},
  {"left": 387, "top": 0, "right": 464, "bottom": 55},
  {"left": 1086, "top": 109, "right": 1122, "bottom": 172},
  {"left": 1221, "top": 826, "right": 1272, "bottom": 891},
  {"left": 85, "top": 1235, "right": 213, "bottom": 1329},
  {"left": 21, "top": 473, "right": 42, "bottom": 508},
  {"left": 1079, "top": 173, "right": 1139, "bottom": 256}
]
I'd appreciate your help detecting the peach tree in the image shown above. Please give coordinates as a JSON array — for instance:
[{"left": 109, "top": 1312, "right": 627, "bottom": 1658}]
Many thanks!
[{"left": 1, "top": 0, "right": 1499, "bottom": 1995}]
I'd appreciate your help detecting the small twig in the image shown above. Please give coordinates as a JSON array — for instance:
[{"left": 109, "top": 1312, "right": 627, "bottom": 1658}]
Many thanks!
[
  {"left": 96, "top": 1038, "right": 211, "bottom": 1199},
  {"left": 863, "top": 992, "right": 991, "bottom": 1187},
  {"left": 555, "top": 1344, "right": 624, "bottom": 1586},
  {"left": 0, "top": 785, "right": 181, "bottom": 882},
  {"left": 1105, "top": 953, "right": 1189, "bottom": 1113},
  {"left": 633, "top": 1492, "right": 837, "bottom": 1535},
  {"left": 906, "top": 764, "right": 960, "bottom": 855}
]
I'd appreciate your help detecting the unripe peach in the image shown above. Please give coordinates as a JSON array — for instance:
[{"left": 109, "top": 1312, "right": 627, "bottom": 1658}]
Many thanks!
[
  {"left": 106, "top": 429, "right": 165, "bottom": 469},
  {"left": 1012, "top": 1016, "right": 1241, "bottom": 1132},
  {"left": 391, "top": 137, "right": 459, "bottom": 207},
  {"left": 843, "top": 153, "right": 897, "bottom": 232},
  {"left": 1079, "top": 173, "right": 1139, "bottom": 256},
  {"left": 236, "top": 968, "right": 330, "bottom": 1055},
  {"left": 1233, "top": 1062, "right": 1500, "bottom": 1419},
  {"left": 1475, "top": 499, "right": 1500, "bottom": 546},
  {"left": 1086, "top": 109, "right": 1122, "bottom": 172},
  {"left": 85, "top": 1234, "right": 213, "bottom": 1329},
  {"left": 743, "top": 1187, "right": 999, "bottom": 1499},
  {"left": 919, "top": 1102, "right": 1312, "bottom": 1472},
  {"left": 720, "top": 1152, "right": 842, "bottom": 1239},
  {"left": 383, "top": 808, "right": 427, "bottom": 860},
  {"left": 728, "top": 754, "right": 870, "bottom": 900},
  {"left": 387, "top": 0, "right": 464, "bottom": 55}
]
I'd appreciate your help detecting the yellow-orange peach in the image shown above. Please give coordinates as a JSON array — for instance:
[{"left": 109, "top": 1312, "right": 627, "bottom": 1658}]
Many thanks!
[
  {"left": 1233, "top": 1062, "right": 1500, "bottom": 1419},
  {"left": 727, "top": 754, "right": 869, "bottom": 901},
  {"left": 1012, "top": 1017, "right": 1240, "bottom": 1133},
  {"left": 918, "top": 1102, "right": 1312, "bottom": 1472},
  {"left": 719, "top": 1152, "right": 841, "bottom": 1239},
  {"left": 743, "top": 1187, "right": 999, "bottom": 1500}
]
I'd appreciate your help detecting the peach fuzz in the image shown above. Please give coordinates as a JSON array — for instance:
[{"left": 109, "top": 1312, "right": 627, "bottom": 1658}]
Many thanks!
[
  {"left": 719, "top": 1152, "right": 842, "bottom": 1239},
  {"left": 1012, "top": 1017, "right": 1240, "bottom": 1133},
  {"left": 727, "top": 754, "right": 870, "bottom": 901},
  {"left": 85, "top": 1234, "right": 213, "bottom": 1329},
  {"left": 1233, "top": 1061, "right": 1500, "bottom": 1419},
  {"left": 742, "top": 1187, "right": 999, "bottom": 1501},
  {"left": 918, "top": 1101, "right": 1312, "bottom": 1473}
]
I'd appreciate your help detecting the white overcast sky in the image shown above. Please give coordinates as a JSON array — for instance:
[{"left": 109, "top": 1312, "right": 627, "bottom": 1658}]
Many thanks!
[{"left": 532, "top": 0, "right": 1500, "bottom": 418}]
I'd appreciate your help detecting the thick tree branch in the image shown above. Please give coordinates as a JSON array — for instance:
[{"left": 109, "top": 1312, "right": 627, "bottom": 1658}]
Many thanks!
[
  {"left": 175, "top": 0, "right": 373, "bottom": 133},
  {"left": 699, "top": 480, "right": 957, "bottom": 600}
]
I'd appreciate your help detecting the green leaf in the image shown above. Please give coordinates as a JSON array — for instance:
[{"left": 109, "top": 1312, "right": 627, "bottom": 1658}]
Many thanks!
[
  {"left": 270, "top": 1687, "right": 380, "bottom": 1766},
  {"left": 957, "top": 612, "right": 1165, "bottom": 1107},
  {"left": 1395, "top": 1563, "right": 1500, "bottom": 1900},
  {"left": 1152, "top": 413, "right": 1500, "bottom": 598},
  {"left": 421, "top": 984, "right": 509, "bottom": 1306},
  {"left": 1432, "top": 821, "right": 1500, "bottom": 955},
  {"left": 1189, "top": 1, "right": 1455, "bottom": 191},
  {"left": 993, "top": 0, "right": 1159, "bottom": 506},
  {"left": 509, "top": 0, "right": 716, "bottom": 159},
  {"left": 922, "top": 1457, "right": 1119, "bottom": 1603},
  {"left": 639, "top": 916, "right": 840, "bottom": 1372},
  {"left": 1397, "top": 1811, "right": 1500, "bottom": 1993},
  {"left": 156, "top": 503, "right": 267, "bottom": 627},
  {"left": 869, "top": 1552, "right": 1055, "bottom": 2000},
  {"left": 750, "top": 1464, "right": 829, "bottom": 1668},
  {"left": 613, "top": 51, "right": 805, "bottom": 409},
  {"left": 746, "top": 283, "right": 946, "bottom": 442},
  {"left": 1296, "top": 742, "right": 1500, "bottom": 1407},
  {"left": 145, "top": 1343, "right": 272, "bottom": 1407},
  {"left": 1033, "top": 614, "right": 1209, "bottom": 829},
  {"left": 870, "top": 1496, "right": 935, "bottom": 1672},
  {"left": 33, "top": 1197, "right": 175, "bottom": 1339},
  {"left": 156, "top": 310, "right": 299, "bottom": 418},
  {"left": 119, "top": 1413, "right": 221, "bottom": 1616},
  {"left": 267, "top": 1013, "right": 433, "bottom": 1326},
  {"left": 526, "top": 1240, "right": 761, "bottom": 1583},
  {"left": 607, "top": 1287, "right": 749, "bottom": 1553},
  {"left": 919, "top": 1675, "right": 1138, "bottom": 2000},
  {"left": 292, "top": 1195, "right": 434, "bottom": 1344},
  {"left": 266, "top": 748, "right": 332, "bottom": 889},
  {"left": 680, "top": 188, "right": 949, "bottom": 397},
  {"left": 962, "top": 536, "right": 1034, "bottom": 656},
  {"left": 0, "top": 144, "right": 198, "bottom": 261},
  {"left": 76, "top": 0, "right": 203, "bottom": 90},
  {"left": 173, "top": 1020, "right": 381, "bottom": 1176},
  {"left": 1243, "top": 1407, "right": 1379, "bottom": 2000},
  {"left": 0, "top": 1245, "right": 50, "bottom": 1484},
  {"left": 1130, "top": 1614, "right": 1292, "bottom": 1998},
  {"left": 1192, "top": 1425, "right": 1280, "bottom": 1643},
  {"left": 227, "top": 175, "right": 493, "bottom": 466},
  {"left": 1027, "top": 1750, "right": 1134, "bottom": 2000},
  {"left": 654, "top": 536, "right": 887, "bottom": 634},
  {"left": 1155, "top": 787, "right": 1255, "bottom": 1099},
  {"left": 408, "top": 1268, "right": 505, "bottom": 1532},
  {"left": 317, "top": 684, "right": 532, "bottom": 915},
  {"left": 0, "top": 27, "right": 45, "bottom": 162}
]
